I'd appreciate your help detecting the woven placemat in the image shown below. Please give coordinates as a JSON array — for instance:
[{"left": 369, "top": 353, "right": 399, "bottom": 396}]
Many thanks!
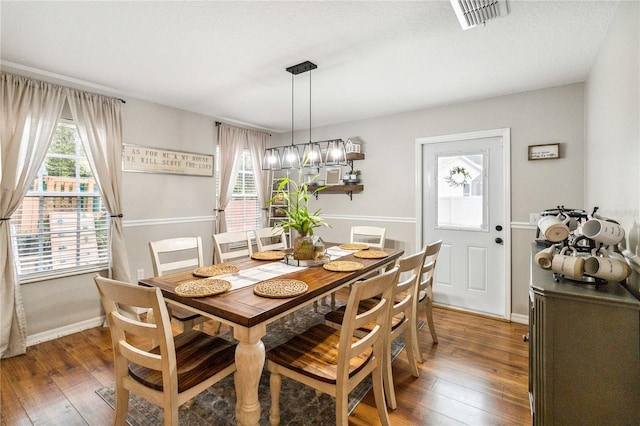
[
  {"left": 175, "top": 279, "right": 231, "bottom": 297},
  {"left": 323, "top": 260, "right": 365, "bottom": 272},
  {"left": 251, "top": 251, "right": 286, "bottom": 261},
  {"left": 193, "top": 264, "right": 239, "bottom": 277},
  {"left": 353, "top": 250, "right": 388, "bottom": 259},
  {"left": 254, "top": 279, "right": 308, "bottom": 298},
  {"left": 339, "top": 243, "right": 370, "bottom": 251}
]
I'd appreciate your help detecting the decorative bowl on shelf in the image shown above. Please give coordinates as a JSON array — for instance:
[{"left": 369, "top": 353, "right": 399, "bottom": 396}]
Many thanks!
[{"left": 342, "top": 179, "right": 360, "bottom": 185}]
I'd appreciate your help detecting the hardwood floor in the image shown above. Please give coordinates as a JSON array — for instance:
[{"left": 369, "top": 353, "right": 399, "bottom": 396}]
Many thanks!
[{"left": 1, "top": 299, "right": 531, "bottom": 425}]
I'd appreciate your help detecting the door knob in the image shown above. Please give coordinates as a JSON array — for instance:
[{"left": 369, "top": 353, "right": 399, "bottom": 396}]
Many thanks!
[
  {"left": 496, "top": 225, "right": 503, "bottom": 231},
  {"left": 495, "top": 237, "right": 503, "bottom": 244}
]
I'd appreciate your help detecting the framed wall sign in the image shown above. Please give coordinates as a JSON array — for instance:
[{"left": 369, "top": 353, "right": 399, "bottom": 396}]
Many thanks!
[
  {"left": 528, "top": 143, "right": 560, "bottom": 160},
  {"left": 123, "top": 144, "right": 214, "bottom": 176}
]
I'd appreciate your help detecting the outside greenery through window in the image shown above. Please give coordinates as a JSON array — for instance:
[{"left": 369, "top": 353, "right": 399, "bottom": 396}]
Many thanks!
[{"left": 10, "top": 121, "right": 110, "bottom": 280}]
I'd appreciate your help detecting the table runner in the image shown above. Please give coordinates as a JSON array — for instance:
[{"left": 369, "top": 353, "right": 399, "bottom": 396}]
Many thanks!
[{"left": 205, "top": 246, "right": 359, "bottom": 292}]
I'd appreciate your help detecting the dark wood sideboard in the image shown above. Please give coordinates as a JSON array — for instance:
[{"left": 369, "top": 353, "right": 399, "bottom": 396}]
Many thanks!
[{"left": 529, "top": 244, "right": 640, "bottom": 425}]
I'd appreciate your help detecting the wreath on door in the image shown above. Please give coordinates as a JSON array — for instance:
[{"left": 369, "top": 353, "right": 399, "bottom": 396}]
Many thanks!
[{"left": 444, "top": 166, "right": 471, "bottom": 187}]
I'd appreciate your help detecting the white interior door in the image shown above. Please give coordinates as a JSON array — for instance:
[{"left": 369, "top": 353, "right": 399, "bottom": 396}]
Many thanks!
[{"left": 416, "top": 129, "right": 510, "bottom": 319}]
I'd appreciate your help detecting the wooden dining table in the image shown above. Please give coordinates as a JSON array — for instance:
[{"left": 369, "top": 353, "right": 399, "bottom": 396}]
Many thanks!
[{"left": 138, "top": 245, "right": 403, "bottom": 426}]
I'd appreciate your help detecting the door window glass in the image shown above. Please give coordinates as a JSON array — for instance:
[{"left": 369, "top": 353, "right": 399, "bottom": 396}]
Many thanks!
[{"left": 435, "top": 152, "right": 487, "bottom": 231}]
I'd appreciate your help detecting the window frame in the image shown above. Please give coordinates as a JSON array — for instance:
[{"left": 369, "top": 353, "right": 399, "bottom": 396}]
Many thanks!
[
  {"left": 220, "top": 148, "right": 262, "bottom": 233},
  {"left": 10, "top": 119, "right": 110, "bottom": 283}
]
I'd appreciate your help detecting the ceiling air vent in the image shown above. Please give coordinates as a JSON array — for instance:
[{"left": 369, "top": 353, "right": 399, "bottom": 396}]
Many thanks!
[{"left": 450, "top": 0, "right": 508, "bottom": 30}]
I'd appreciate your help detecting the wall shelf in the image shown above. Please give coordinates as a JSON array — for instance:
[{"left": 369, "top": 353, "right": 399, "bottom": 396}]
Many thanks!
[
  {"left": 346, "top": 152, "right": 364, "bottom": 170},
  {"left": 314, "top": 184, "right": 363, "bottom": 200}
]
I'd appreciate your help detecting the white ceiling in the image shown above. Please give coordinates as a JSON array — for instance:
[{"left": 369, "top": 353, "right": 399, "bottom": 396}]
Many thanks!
[{"left": 1, "top": 1, "right": 620, "bottom": 133}]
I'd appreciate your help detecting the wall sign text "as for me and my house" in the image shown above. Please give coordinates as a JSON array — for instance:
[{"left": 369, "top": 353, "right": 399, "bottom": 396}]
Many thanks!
[{"left": 122, "top": 144, "right": 214, "bottom": 177}]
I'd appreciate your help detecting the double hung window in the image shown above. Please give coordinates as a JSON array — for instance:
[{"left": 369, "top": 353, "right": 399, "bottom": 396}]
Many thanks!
[
  {"left": 216, "top": 148, "right": 261, "bottom": 232},
  {"left": 10, "top": 120, "right": 110, "bottom": 281}
]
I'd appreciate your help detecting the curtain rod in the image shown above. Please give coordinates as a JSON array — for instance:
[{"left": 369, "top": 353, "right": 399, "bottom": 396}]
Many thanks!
[
  {"left": 216, "top": 121, "right": 271, "bottom": 136},
  {"left": 3, "top": 71, "right": 126, "bottom": 104}
]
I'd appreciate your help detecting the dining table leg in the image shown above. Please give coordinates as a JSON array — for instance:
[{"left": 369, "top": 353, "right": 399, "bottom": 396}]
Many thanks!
[{"left": 233, "top": 324, "right": 267, "bottom": 426}]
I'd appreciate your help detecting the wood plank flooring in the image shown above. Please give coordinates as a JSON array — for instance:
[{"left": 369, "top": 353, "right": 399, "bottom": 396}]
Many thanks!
[{"left": 1, "top": 298, "right": 531, "bottom": 425}]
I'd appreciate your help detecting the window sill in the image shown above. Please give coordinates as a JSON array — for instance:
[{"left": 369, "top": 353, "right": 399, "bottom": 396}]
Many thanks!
[{"left": 19, "top": 265, "right": 109, "bottom": 284}]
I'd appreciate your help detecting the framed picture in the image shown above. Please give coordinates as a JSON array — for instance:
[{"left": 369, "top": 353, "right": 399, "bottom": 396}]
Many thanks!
[
  {"left": 325, "top": 167, "right": 342, "bottom": 185},
  {"left": 528, "top": 143, "right": 560, "bottom": 160}
]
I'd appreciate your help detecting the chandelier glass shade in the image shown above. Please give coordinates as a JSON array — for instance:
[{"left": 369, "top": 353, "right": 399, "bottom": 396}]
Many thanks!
[
  {"left": 302, "top": 141, "right": 324, "bottom": 168},
  {"left": 281, "top": 144, "right": 302, "bottom": 169},
  {"left": 324, "top": 139, "right": 347, "bottom": 166},
  {"left": 262, "top": 147, "right": 282, "bottom": 171}
]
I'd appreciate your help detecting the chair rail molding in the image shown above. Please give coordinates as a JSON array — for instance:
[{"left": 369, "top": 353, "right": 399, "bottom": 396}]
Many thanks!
[
  {"left": 322, "top": 214, "right": 415, "bottom": 224},
  {"left": 123, "top": 215, "right": 215, "bottom": 228},
  {"left": 322, "top": 216, "right": 536, "bottom": 230}
]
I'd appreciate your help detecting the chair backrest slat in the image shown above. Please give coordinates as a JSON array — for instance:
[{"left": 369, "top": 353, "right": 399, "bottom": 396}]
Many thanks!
[
  {"left": 420, "top": 240, "right": 443, "bottom": 294},
  {"left": 394, "top": 249, "right": 428, "bottom": 317},
  {"left": 94, "top": 275, "right": 177, "bottom": 385},
  {"left": 337, "top": 266, "right": 399, "bottom": 377},
  {"left": 350, "top": 226, "right": 386, "bottom": 249},
  {"left": 149, "top": 237, "right": 204, "bottom": 276},
  {"left": 254, "top": 227, "right": 288, "bottom": 252},
  {"left": 213, "top": 231, "right": 251, "bottom": 263}
]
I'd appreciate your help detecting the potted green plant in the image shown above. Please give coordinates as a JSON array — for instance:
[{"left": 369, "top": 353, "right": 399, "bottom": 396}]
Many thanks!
[
  {"left": 348, "top": 170, "right": 361, "bottom": 181},
  {"left": 267, "top": 171, "right": 329, "bottom": 260}
]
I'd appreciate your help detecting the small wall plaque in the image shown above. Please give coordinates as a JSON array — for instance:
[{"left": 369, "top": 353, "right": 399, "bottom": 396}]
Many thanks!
[{"left": 528, "top": 143, "right": 560, "bottom": 160}]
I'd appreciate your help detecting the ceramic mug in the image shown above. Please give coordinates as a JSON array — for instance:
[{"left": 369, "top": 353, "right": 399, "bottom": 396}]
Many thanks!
[
  {"left": 538, "top": 214, "right": 570, "bottom": 242},
  {"left": 534, "top": 245, "right": 557, "bottom": 269},
  {"left": 584, "top": 255, "right": 631, "bottom": 282},
  {"left": 551, "top": 247, "right": 585, "bottom": 279},
  {"left": 581, "top": 219, "right": 625, "bottom": 246}
]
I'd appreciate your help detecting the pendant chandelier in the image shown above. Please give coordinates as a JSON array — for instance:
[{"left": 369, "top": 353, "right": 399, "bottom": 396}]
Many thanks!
[{"left": 262, "top": 61, "right": 347, "bottom": 171}]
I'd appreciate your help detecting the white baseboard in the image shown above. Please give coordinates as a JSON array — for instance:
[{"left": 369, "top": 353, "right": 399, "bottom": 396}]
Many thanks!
[
  {"left": 510, "top": 313, "right": 529, "bottom": 325},
  {"left": 26, "top": 316, "right": 106, "bottom": 347}
]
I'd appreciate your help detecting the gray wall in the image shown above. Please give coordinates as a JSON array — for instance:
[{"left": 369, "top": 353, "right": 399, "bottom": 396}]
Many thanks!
[
  {"left": 584, "top": 1, "right": 639, "bottom": 295},
  {"left": 121, "top": 98, "right": 219, "bottom": 276},
  {"left": 275, "top": 83, "right": 585, "bottom": 318},
  {"left": 17, "top": 81, "right": 586, "bottom": 340},
  {"left": 585, "top": 0, "right": 639, "bottom": 246}
]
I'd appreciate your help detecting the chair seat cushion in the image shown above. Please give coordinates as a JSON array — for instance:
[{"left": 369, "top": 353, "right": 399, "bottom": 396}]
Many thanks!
[
  {"left": 267, "top": 323, "right": 372, "bottom": 384},
  {"left": 324, "top": 299, "right": 404, "bottom": 332},
  {"left": 129, "top": 330, "right": 236, "bottom": 392}
]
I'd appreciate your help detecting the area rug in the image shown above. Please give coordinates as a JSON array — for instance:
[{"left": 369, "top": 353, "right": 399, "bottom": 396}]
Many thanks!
[{"left": 96, "top": 302, "right": 408, "bottom": 425}]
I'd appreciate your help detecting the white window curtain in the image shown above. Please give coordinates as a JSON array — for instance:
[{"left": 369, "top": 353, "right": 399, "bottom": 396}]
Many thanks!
[
  {"left": 247, "top": 130, "right": 269, "bottom": 226},
  {"left": 0, "top": 73, "right": 66, "bottom": 358},
  {"left": 216, "top": 124, "right": 244, "bottom": 233},
  {"left": 216, "top": 123, "right": 270, "bottom": 233},
  {"left": 65, "top": 88, "right": 131, "bottom": 284}
]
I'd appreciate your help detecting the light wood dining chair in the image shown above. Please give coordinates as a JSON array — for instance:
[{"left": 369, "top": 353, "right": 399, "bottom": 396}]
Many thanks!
[
  {"left": 267, "top": 266, "right": 399, "bottom": 426},
  {"left": 325, "top": 248, "right": 426, "bottom": 409},
  {"left": 412, "top": 240, "right": 442, "bottom": 363},
  {"left": 148, "top": 237, "right": 208, "bottom": 332},
  {"left": 212, "top": 230, "right": 251, "bottom": 263},
  {"left": 350, "top": 226, "right": 387, "bottom": 249},
  {"left": 94, "top": 275, "right": 237, "bottom": 426},
  {"left": 253, "top": 226, "right": 288, "bottom": 252},
  {"left": 324, "top": 225, "right": 387, "bottom": 308}
]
